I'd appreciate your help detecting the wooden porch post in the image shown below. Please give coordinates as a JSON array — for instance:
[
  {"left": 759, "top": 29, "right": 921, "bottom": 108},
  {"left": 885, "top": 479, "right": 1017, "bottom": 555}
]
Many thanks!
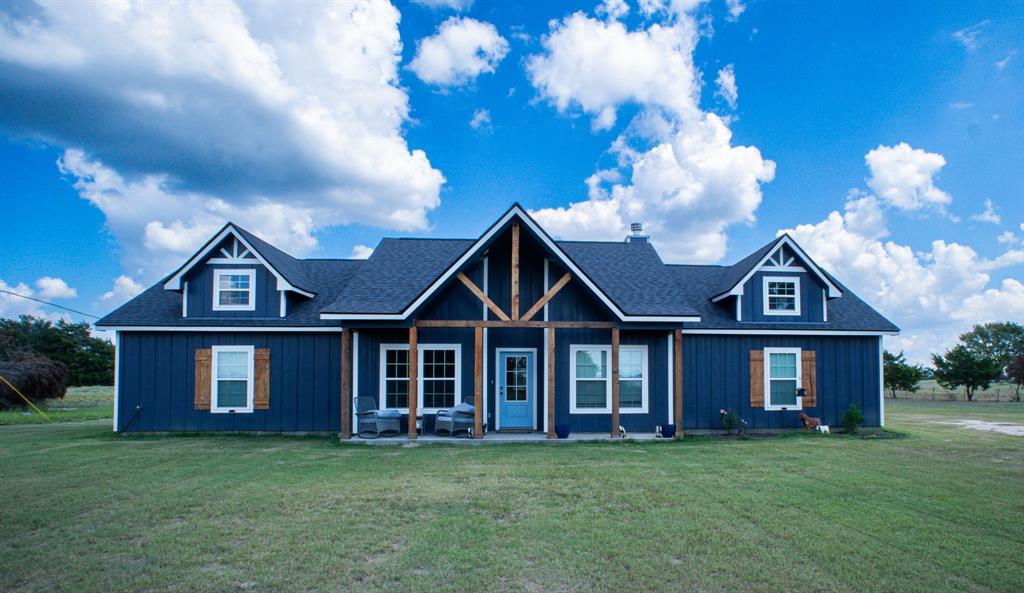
[
  {"left": 408, "top": 326, "right": 418, "bottom": 439},
  {"left": 611, "top": 327, "right": 620, "bottom": 438},
  {"left": 511, "top": 220, "right": 520, "bottom": 320},
  {"left": 474, "top": 326, "right": 483, "bottom": 439},
  {"left": 674, "top": 329, "right": 683, "bottom": 438},
  {"left": 340, "top": 328, "right": 351, "bottom": 439},
  {"left": 547, "top": 327, "right": 556, "bottom": 439}
]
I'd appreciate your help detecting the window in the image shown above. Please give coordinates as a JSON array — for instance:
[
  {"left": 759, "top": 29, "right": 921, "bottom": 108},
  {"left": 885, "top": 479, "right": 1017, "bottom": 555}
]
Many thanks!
[
  {"left": 619, "top": 346, "right": 648, "bottom": 413},
  {"left": 213, "top": 269, "right": 256, "bottom": 311},
  {"left": 381, "top": 346, "right": 409, "bottom": 409},
  {"left": 763, "top": 276, "right": 800, "bottom": 316},
  {"left": 378, "top": 344, "right": 461, "bottom": 412},
  {"left": 569, "top": 344, "right": 648, "bottom": 414},
  {"left": 211, "top": 346, "right": 254, "bottom": 413},
  {"left": 421, "top": 347, "right": 457, "bottom": 409},
  {"left": 764, "top": 347, "right": 802, "bottom": 410}
]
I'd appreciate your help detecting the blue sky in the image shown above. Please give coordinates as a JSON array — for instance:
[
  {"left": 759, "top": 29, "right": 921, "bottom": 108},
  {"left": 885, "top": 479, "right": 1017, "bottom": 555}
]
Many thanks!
[{"left": 0, "top": 0, "right": 1021, "bottom": 362}]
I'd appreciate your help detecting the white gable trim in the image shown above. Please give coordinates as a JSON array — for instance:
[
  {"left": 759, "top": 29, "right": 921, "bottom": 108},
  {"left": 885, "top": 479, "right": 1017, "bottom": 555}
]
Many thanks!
[
  {"left": 320, "top": 205, "right": 701, "bottom": 323},
  {"left": 713, "top": 236, "right": 841, "bottom": 301},
  {"left": 163, "top": 225, "right": 314, "bottom": 298}
]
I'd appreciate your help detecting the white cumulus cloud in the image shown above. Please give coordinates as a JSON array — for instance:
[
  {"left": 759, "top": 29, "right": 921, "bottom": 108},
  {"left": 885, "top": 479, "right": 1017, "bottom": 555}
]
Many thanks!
[
  {"left": 411, "top": 0, "right": 474, "bottom": 10},
  {"left": 526, "top": 7, "right": 774, "bottom": 262},
  {"left": 952, "top": 20, "right": 989, "bottom": 51},
  {"left": 102, "top": 275, "right": 145, "bottom": 305},
  {"left": 349, "top": 245, "right": 375, "bottom": 259},
  {"left": 469, "top": 108, "right": 492, "bottom": 130},
  {"left": 725, "top": 0, "right": 746, "bottom": 21},
  {"left": 971, "top": 199, "right": 1001, "bottom": 224},
  {"left": 865, "top": 143, "right": 953, "bottom": 214},
  {"left": 596, "top": 0, "right": 631, "bottom": 20},
  {"left": 34, "top": 277, "right": 77, "bottom": 299},
  {"left": 409, "top": 17, "right": 509, "bottom": 87},
  {"left": 0, "top": 1, "right": 444, "bottom": 282}
]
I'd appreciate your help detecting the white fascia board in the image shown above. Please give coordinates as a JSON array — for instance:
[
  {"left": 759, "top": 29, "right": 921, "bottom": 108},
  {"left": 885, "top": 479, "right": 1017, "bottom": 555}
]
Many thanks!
[
  {"left": 681, "top": 329, "right": 898, "bottom": 336},
  {"left": 163, "top": 225, "right": 314, "bottom": 298},
  {"left": 713, "top": 236, "right": 842, "bottom": 302},
  {"left": 96, "top": 325, "right": 343, "bottom": 333}
]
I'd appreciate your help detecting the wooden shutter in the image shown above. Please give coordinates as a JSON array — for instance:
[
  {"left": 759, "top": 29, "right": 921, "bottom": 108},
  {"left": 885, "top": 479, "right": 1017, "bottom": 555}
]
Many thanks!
[
  {"left": 254, "top": 348, "right": 270, "bottom": 410},
  {"left": 194, "top": 348, "right": 211, "bottom": 409},
  {"left": 801, "top": 350, "right": 817, "bottom": 407},
  {"left": 749, "top": 350, "right": 764, "bottom": 408}
]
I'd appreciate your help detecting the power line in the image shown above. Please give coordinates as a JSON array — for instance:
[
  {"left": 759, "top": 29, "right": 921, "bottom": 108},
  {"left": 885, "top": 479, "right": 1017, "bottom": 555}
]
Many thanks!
[{"left": 0, "top": 289, "right": 101, "bottom": 320}]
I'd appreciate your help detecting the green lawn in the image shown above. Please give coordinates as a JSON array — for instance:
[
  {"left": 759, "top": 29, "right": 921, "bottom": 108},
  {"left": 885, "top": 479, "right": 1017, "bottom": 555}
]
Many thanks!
[
  {"left": 1, "top": 401, "right": 1022, "bottom": 593},
  {"left": 0, "top": 385, "right": 113, "bottom": 425}
]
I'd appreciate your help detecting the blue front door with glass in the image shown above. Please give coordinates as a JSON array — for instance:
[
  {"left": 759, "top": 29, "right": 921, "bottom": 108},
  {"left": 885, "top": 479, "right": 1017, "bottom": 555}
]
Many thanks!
[{"left": 498, "top": 351, "right": 534, "bottom": 429}]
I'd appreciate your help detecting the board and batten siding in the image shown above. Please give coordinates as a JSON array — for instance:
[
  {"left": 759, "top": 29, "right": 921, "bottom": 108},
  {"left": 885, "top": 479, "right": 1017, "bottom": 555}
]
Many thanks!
[
  {"left": 116, "top": 331, "right": 340, "bottom": 432},
  {"left": 739, "top": 270, "right": 826, "bottom": 323},
  {"left": 682, "top": 334, "right": 882, "bottom": 429}
]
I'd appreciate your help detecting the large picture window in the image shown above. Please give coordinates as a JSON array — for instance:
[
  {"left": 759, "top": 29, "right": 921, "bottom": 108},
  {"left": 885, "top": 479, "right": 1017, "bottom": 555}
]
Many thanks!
[
  {"left": 211, "top": 345, "right": 254, "bottom": 413},
  {"left": 570, "top": 344, "right": 648, "bottom": 414},
  {"left": 213, "top": 269, "right": 256, "bottom": 311},
  {"left": 764, "top": 347, "right": 802, "bottom": 410},
  {"left": 379, "top": 344, "right": 461, "bottom": 412},
  {"left": 763, "top": 276, "right": 800, "bottom": 316}
]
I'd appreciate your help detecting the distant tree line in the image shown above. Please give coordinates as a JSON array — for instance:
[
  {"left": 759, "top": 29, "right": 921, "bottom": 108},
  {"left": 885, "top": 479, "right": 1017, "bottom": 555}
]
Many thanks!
[
  {"left": 886, "top": 322, "right": 1024, "bottom": 402},
  {"left": 0, "top": 316, "right": 114, "bottom": 386}
]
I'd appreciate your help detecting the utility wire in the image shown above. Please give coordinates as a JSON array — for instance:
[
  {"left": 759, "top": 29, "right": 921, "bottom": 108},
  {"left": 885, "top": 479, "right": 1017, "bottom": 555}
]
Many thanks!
[{"left": 0, "top": 289, "right": 101, "bottom": 319}]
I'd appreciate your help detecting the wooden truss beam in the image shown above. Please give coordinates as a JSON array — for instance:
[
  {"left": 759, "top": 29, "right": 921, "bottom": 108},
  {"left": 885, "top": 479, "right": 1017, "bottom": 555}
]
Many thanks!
[
  {"left": 474, "top": 326, "right": 483, "bottom": 439},
  {"left": 457, "top": 272, "right": 509, "bottom": 321},
  {"left": 511, "top": 221, "right": 520, "bottom": 320},
  {"left": 611, "top": 327, "right": 620, "bottom": 438},
  {"left": 674, "top": 329, "right": 683, "bottom": 438},
  {"left": 547, "top": 328, "right": 556, "bottom": 439},
  {"left": 408, "top": 326, "right": 418, "bottom": 440},
  {"left": 520, "top": 272, "right": 572, "bottom": 322}
]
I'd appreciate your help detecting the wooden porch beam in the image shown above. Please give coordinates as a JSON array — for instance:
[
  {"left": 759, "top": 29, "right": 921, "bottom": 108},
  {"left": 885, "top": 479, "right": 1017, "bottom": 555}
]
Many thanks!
[
  {"left": 547, "top": 327, "right": 556, "bottom": 439},
  {"left": 414, "top": 319, "right": 616, "bottom": 329},
  {"left": 520, "top": 272, "right": 572, "bottom": 322},
  {"left": 457, "top": 272, "right": 510, "bottom": 321},
  {"left": 408, "top": 326, "right": 418, "bottom": 440},
  {"left": 674, "top": 329, "right": 683, "bottom": 438},
  {"left": 611, "top": 327, "right": 620, "bottom": 438},
  {"left": 340, "top": 328, "right": 351, "bottom": 439},
  {"left": 511, "top": 220, "right": 520, "bottom": 320},
  {"left": 474, "top": 326, "right": 483, "bottom": 439}
]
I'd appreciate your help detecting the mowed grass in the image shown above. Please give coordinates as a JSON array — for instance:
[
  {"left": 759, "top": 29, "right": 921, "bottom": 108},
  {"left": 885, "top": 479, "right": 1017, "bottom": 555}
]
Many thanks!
[
  {"left": 1, "top": 401, "right": 1022, "bottom": 593},
  {"left": 0, "top": 386, "right": 113, "bottom": 425}
]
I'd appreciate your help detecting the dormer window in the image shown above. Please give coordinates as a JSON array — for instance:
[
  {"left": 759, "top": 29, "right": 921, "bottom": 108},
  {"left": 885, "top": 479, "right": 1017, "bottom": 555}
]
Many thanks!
[
  {"left": 213, "top": 269, "right": 256, "bottom": 311},
  {"left": 763, "top": 276, "right": 800, "bottom": 316}
]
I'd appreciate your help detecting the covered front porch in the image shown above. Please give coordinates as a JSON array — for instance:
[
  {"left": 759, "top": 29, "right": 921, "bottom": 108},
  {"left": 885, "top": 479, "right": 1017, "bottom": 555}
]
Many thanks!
[{"left": 342, "top": 429, "right": 667, "bottom": 445}]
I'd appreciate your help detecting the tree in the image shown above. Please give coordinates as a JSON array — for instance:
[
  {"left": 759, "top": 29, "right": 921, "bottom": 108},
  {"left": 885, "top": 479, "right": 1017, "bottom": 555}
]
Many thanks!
[
  {"left": 1007, "top": 355, "right": 1024, "bottom": 402},
  {"left": 959, "top": 322, "right": 1024, "bottom": 373},
  {"left": 883, "top": 350, "right": 924, "bottom": 399},
  {"left": 931, "top": 345, "right": 1002, "bottom": 401},
  {"left": 0, "top": 316, "right": 114, "bottom": 386}
]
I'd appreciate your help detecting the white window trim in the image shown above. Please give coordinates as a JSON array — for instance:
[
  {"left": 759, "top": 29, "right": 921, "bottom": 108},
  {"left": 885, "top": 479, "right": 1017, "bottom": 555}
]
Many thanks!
[
  {"left": 378, "top": 343, "right": 462, "bottom": 414},
  {"left": 569, "top": 344, "right": 649, "bottom": 414},
  {"left": 763, "top": 275, "right": 801, "bottom": 316},
  {"left": 213, "top": 269, "right": 256, "bottom": 311},
  {"left": 763, "top": 347, "right": 803, "bottom": 411},
  {"left": 211, "top": 345, "right": 255, "bottom": 413}
]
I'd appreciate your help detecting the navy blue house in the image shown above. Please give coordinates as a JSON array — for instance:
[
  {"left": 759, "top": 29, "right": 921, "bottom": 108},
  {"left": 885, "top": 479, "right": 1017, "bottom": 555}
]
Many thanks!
[{"left": 97, "top": 204, "right": 898, "bottom": 437}]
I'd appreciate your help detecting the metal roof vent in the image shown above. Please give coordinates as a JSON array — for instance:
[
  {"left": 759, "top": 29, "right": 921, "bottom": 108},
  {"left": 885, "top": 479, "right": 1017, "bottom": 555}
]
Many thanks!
[{"left": 627, "top": 222, "right": 649, "bottom": 243}]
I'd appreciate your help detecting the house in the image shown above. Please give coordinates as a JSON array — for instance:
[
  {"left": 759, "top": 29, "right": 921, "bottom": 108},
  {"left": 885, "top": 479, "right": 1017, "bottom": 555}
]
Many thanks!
[{"left": 96, "top": 204, "right": 899, "bottom": 437}]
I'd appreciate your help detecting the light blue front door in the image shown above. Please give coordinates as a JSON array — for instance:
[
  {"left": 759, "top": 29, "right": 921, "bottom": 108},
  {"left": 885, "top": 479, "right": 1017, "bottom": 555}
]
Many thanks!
[{"left": 498, "top": 351, "right": 534, "bottom": 429}]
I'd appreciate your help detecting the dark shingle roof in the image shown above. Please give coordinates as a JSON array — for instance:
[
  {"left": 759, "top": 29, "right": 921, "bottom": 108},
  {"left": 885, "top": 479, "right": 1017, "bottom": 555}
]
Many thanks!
[
  {"left": 233, "top": 225, "right": 314, "bottom": 295},
  {"left": 558, "top": 240, "right": 698, "bottom": 317},
  {"left": 97, "top": 259, "right": 363, "bottom": 327},
  {"left": 96, "top": 216, "right": 898, "bottom": 333},
  {"left": 321, "top": 238, "right": 474, "bottom": 314},
  {"left": 710, "top": 235, "right": 784, "bottom": 298}
]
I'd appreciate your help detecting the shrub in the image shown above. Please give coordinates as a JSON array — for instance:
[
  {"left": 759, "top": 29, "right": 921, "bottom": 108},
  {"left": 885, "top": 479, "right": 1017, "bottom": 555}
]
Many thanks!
[
  {"left": 0, "top": 355, "right": 68, "bottom": 408},
  {"left": 842, "top": 403, "right": 864, "bottom": 435},
  {"left": 719, "top": 408, "right": 745, "bottom": 434}
]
